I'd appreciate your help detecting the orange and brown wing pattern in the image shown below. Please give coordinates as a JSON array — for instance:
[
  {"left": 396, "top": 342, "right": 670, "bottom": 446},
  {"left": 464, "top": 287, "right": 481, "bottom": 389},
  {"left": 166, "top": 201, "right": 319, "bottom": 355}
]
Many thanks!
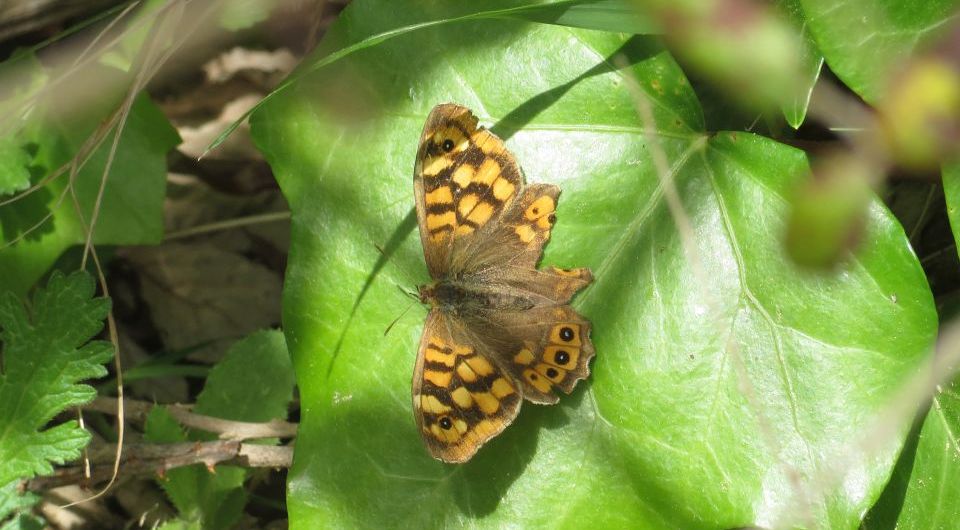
[
  {"left": 412, "top": 310, "right": 523, "bottom": 463},
  {"left": 413, "top": 103, "right": 524, "bottom": 278},
  {"left": 497, "top": 306, "right": 594, "bottom": 405}
]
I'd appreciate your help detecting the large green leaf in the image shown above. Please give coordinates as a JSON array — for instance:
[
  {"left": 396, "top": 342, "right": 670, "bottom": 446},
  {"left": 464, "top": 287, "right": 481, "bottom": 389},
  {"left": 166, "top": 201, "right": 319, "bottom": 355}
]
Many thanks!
[
  {"left": 801, "top": 0, "right": 960, "bottom": 104},
  {"left": 250, "top": 1, "right": 936, "bottom": 527}
]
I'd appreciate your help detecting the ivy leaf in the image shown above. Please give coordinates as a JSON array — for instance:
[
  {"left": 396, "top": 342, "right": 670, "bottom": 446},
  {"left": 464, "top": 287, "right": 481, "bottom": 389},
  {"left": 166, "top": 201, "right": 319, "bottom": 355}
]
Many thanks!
[
  {"left": 775, "top": 0, "right": 823, "bottom": 128},
  {"left": 0, "top": 270, "right": 112, "bottom": 487},
  {"left": 802, "top": 0, "right": 960, "bottom": 103},
  {"left": 943, "top": 162, "right": 960, "bottom": 255},
  {"left": 250, "top": 1, "right": 936, "bottom": 528},
  {"left": 890, "top": 376, "right": 960, "bottom": 527}
]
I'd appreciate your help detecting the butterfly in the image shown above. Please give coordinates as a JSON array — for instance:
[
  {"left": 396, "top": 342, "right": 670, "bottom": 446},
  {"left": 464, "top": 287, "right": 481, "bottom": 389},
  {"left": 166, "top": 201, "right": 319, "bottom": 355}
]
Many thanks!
[{"left": 411, "top": 103, "right": 595, "bottom": 463}]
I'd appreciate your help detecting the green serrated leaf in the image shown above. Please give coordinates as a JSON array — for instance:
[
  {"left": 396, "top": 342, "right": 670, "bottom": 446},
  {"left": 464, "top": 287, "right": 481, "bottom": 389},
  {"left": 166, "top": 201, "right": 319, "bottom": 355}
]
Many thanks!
[
  {"left": 0, "top": 138, "right": 32, "bottom": 197},
  {"left": 144, "top": 407, "right": 199, "bottom": 523},
  {"left": 250, "top": 1, "right": 936, "bottom": 528},
  {"left": 0, "top": 56, "right": 180, "bottom": 296},
  {"left": 0, "top": 480, "right": 40, "bottom": 530},
  {"left": 147, "top": 331, "right": 293, "bottom": 530},
  {"left": 0, "top": 511, "right": 44, "bottom": 530},
  {"left": 0, "top": 270, "right": 112, "bottom": 487},
  {"left": 0, "top": 483, "right": 42, "bottom": 530},
  {"left": 0, "top": 53, "right": 47, "bottom": 199},
  {"left": 802, "top": 0, "right": 960, "bottom": 104},
  {"left": 144, "top": 406, "right": 188, "bottom": 445}
]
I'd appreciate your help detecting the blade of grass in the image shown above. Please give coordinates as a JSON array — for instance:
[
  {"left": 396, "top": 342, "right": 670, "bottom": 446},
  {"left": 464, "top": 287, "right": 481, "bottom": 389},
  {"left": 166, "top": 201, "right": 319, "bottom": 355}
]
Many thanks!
[{"left": 510, "top": 0, "right": 658, "bottom": 33}]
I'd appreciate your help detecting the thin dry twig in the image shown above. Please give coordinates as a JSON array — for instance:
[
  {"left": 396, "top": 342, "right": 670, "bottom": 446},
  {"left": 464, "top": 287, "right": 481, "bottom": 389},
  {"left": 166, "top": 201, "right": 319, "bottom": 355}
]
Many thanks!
[
  {"left": 64, "top": 145, "right": 125, "bottom": 510},
  {"left": 615, "top": 54, "right": 709, "bottom": 294},
  {"left": 84, "top": 397, "right": 299, "bottom": 440},
  {"left": 25, "top": 441, "right": 294, "bottom": 491},
  {"left": 163, "top": 211, "right": 291, "bottom": 241}
]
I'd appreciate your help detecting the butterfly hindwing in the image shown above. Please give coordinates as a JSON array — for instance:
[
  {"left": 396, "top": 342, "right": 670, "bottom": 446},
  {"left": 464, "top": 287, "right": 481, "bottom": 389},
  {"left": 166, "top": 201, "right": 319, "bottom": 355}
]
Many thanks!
[
  {"left": 412, "top": 310, "right": 523, "bottom": 463},
  {"left": 474, "top": 305, "right": 595, "bottom": 405}
]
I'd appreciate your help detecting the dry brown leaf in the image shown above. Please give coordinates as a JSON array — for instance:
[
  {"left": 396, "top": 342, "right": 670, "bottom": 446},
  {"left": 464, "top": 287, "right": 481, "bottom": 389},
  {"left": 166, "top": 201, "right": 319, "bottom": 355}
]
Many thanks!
[{"left": 121, "top": 242, "right": 282, "bottom": 363}]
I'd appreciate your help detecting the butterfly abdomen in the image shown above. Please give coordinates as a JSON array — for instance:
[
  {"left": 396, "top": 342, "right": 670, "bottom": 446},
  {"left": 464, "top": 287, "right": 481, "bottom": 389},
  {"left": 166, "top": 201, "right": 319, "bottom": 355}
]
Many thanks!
[{"left": 419, "top": 280, "right": 536, "bottom": 315}]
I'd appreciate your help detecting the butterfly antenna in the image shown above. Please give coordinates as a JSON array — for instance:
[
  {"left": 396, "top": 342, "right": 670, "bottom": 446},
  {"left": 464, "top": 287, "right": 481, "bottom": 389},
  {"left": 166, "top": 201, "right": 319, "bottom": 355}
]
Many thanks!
[
  {"left": 384, "top": 297, "right": 418, "bottom": 336},
  {"left": 398, "top": 284, "right": 419, "bottom": 301},
  {"left": 373, "top": 243, "right": 417, "bottom": 285}
]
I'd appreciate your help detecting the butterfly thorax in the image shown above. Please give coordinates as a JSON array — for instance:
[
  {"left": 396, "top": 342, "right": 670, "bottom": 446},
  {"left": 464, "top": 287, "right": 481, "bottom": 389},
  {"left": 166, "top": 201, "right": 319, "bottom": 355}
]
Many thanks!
[{"left": 418, "top": 279, "right": 535, "bottom": 316}]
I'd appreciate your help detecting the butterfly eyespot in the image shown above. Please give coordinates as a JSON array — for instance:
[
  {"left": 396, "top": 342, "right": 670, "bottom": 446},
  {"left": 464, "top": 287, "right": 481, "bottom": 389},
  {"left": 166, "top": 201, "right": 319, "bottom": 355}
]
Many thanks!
[
  {"left": 442, "top": 139, "right": 455, "bottom": 152},
  {"left": 548, "top": 214, "right": 557, "bottom": 224},
  {"left": 532, "top": 207, "right": 539, "bottom": 215},
  {"left": 545, "top": 367, "right": 559, "bottom": 378},
  {"left": 554, "top": 350, "right": 571, "bottom": 365},
  {"left": 439, "top": 417, "right": 453, "bottom": 430},
  {"left": 559, "top": 327, "right": 574, "bottom": 342}
]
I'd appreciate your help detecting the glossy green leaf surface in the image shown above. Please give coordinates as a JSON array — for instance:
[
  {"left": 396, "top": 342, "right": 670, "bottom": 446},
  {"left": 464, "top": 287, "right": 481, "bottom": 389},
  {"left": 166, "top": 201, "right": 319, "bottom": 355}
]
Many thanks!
[
  {"left": 512, "top": 0, "right": 660, "bottom": 34},
  {"left": 890, "top": 376, "right": 960, "bottom": 528},
  {"left": 802, "top": 0, "right": 960, "bottom": 103},
  {"left": 944, "top": 162, "right": 960, "bottom": 254},
  {"left": 775, "top": 0, "right": 823, "bottom": 128},
  {"left": 250, "top": 1, "right": 937, "bottom": 527}
]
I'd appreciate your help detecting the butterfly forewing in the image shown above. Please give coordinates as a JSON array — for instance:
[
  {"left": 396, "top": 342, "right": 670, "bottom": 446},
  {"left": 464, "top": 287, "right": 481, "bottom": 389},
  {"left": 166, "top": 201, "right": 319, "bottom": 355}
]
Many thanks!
[{"left": 413, "top": 104, "right": 524, "bottom": 278}]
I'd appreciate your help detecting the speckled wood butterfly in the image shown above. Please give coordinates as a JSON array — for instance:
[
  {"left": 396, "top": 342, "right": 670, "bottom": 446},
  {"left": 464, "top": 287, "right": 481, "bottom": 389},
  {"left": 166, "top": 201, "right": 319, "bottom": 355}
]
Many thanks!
[{"left": 412, "top": 103, "right": 595, "bottom": 463}]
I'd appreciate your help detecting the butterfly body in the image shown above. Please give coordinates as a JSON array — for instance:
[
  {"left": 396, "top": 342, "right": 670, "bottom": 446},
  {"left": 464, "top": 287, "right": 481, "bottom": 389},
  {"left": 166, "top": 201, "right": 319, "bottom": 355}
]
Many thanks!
[
  {"left": 419, "top": 280, "right": 537, "bottom": 314},
  {"left": 412, "top": 103, "right": 595, "bottom": 463}
]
